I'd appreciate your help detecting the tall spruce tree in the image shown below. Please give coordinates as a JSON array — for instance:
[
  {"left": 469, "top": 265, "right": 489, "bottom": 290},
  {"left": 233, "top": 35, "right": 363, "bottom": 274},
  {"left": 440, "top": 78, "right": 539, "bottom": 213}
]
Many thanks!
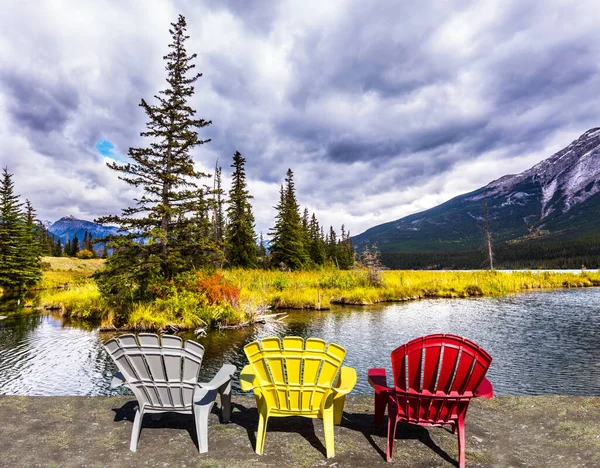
[
  {"left": 71, "top": 235, "right": 80, "bottom": 256},
  {"left": 0, "top": 169, "right": 41, "bottom": 290},
  {"left": 225, "top": 151, "right": 258, "bottom": 267},
  {"left": 211, "top": 160, "right": 225, "bottom": 245},
  {"left": 22, "top": 200, "right": 42, "bottom": 284},
  {"left": 95, "top": 15, "right": 213, "bottom": 300},
  {"left": 337, "top": 224, "right": 355, "bottom": 269},
  {"left": 54, "top": 238, "right": 63, "bottom": 257},
  {"left": 308, "top": 213, "right": 326, "bottom": 265},
  {"left": 0, "top": 167, "right": 25, "bottom": 289},
  {"left": 258, "top": 231, "right": 268, "bottom": 268},
  {"left": 269, "top": 169, "right": 308, "bottom": 270},
  {"left": 328, "top": 226, "right": 338, "bottom": 266}
]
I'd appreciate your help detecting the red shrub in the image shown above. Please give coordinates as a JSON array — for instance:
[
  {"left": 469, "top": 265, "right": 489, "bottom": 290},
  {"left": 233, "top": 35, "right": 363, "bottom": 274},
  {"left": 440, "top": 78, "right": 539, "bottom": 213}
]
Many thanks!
[{"left": 187, "top": 272, "right": 240, "bottom": 306}]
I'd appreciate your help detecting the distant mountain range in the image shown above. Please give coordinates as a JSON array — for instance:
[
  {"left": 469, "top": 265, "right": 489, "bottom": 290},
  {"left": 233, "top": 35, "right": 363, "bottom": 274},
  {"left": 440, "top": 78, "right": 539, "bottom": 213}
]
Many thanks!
[
  {"left": 352, "top": 128, "right": 600, "bottom": 269},
  {"left": 47, "top": 215, "right": 121, "bottom": 244}
]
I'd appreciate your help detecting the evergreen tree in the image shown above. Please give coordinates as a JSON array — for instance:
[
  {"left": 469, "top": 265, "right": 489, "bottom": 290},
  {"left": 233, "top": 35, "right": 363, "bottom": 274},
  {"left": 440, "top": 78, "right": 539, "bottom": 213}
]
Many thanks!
[
  {"left": 95, "top": 15, "right": 213, "bottom": 301},
  {"left": 71, "top": 235, "right": 80, "bottom": 256},
  {"left": 269, "top": 169, "right": 308, "bottom": 270},
  {"left": 180, "top": 187, "right": 223, "bottom": 268},
  {"left": 0, "top": 169, "right": 41, "bottom": 289},
  {"left": 21, "top": 200, "right": 43, "bottom": 284},
  {"left": 328, "top": 226, "right": 338, "bottom": 266},
  {"left": 225, "top": 151, "right": 258, "bottom": 268},
  {"left": 301, "top": 208, "right": 311, "bottom": 263},
  {"left": 258, "top": 231, "right": 268, "bottom": 269},
  {"left": 54, "top": 238, "right": 63, "bottom": 257},
  {"left": 308, "top": 213, "right": 326, "bottom": 265},
  {"left": 337, "top": 224, "right": 355, "bottom": 269},
  {"left": 64, "top": 238, "right": 72, "bottom": 257},
  {"left": 211, "top": 160, "right": 225, "bottom": 245},
  {"left": 0, "top": 168, "right": 25, "bottom": 289}
]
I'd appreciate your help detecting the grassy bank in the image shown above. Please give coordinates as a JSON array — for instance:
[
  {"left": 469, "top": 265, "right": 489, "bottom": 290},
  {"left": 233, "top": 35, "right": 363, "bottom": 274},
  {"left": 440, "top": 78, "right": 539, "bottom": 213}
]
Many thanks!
[
  {"left": 28, "top": 257, "right": 600, "bottom": 330},
  {"left": 223, "top": 268, "right": 600, "bottom": 309},
  {"left": 36, "top": 257, "right": 246, "bottom": 331}
]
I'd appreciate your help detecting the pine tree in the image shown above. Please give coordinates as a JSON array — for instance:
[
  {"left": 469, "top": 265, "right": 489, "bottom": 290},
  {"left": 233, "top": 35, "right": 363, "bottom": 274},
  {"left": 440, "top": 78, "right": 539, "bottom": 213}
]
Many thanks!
[
  {"left": 21, "top": 200, "right": 43, "bottom": 284},
  {"left": 328, "top": 226, "right": 338, "bottom": 266},
  {"left": 64, "top": 238, "right": 72, "bottom": 257},
  {"left": 179, "top": 187, "right": 223, "bottom": 269},
  {"left": 225, "top": 151, "right": 258, "bottom": 268},
  {"left": 0, "top": 169, "right": 41, "bottom": 289},
  {"left": 308, "top": 213, "right": 326, "bottom": 265},
  {"left": 95, "top": 15, "right": 213, "bottom": 301},
  {"left": 337, "top": 224, "right": 355, "bottom": 269},
  {"left": 269, "top": 169, "right": 308, "bottom": 270},
  {"left": 54, "top": 238, "right": 63, "bottom": 257},
  {"left": 258, "top": 231, "right": 268, "bottom": 269},
  {"left": 301, "top": 208, "right": 311, "bottom": 263},
  {"left": 0, "top": 168, "right": 25, "bottom": 289},
  {"left": 71, "top": 235, "right": 80, "bottom": 256},
  {"left": 211, "top": 160, "right": 225, "bottom": 245}
]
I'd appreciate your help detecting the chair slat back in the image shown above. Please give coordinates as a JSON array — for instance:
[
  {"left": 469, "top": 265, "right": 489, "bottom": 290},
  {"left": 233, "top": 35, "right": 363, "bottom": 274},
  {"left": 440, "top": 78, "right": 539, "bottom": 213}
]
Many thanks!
[
  {"left": 244, "top": 336, "right": 346, "bottom": 413},
  {"left": 391, "top": 334, "right": 491, "bottom": 394},
  {"left": 390, "top": 334, "right": 492, "bottom": 424},
  {"left": 104, "top": 333, "right": 205, "bottom": 411}
]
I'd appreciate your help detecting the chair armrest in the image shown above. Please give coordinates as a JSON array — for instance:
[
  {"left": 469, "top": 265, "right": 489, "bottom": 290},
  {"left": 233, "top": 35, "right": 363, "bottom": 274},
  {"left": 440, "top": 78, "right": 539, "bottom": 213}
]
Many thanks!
[
  {"left": 239, "top": 364, "right": 257, "bottom": 391},
  {"left": 368, "top": 368, "right": 389, "bottom": 394},
  {"left": 334, "top": 366, "right": 357, "bottom": 395},
  {"left": 474, "top": 377, "right": 494, "bottom": 399},
  {"left": 198, "top": 364, "right": 236, "bottom": 391},
  {"left": 110, "top": 371, "right": 126, "bottom": 389}
]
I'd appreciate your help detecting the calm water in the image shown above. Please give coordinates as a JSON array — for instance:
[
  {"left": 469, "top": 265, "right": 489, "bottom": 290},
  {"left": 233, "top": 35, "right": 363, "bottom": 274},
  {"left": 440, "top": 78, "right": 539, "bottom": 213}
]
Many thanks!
[{"left": 1, "top": 288, "right": 599, "bottom": 396}]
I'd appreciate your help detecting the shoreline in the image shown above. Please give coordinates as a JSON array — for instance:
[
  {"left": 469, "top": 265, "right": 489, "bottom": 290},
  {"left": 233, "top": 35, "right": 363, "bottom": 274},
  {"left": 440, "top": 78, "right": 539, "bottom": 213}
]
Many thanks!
[{"left": 3, "top": 259, "right": 600, "bottom": 332}]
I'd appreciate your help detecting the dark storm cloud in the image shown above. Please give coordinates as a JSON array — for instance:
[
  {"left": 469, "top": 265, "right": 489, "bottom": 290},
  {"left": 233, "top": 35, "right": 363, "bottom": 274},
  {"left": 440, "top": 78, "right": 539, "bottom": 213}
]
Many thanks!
[{"left": 1, "top": 71, "right": 80, "bottom": 133}]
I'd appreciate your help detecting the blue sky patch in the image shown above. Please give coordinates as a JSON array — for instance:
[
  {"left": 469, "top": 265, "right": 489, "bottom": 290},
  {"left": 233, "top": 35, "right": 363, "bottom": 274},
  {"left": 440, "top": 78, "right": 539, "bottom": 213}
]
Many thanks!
[{"left": 96, "top": 139, "right": 115, "bottom": 156}]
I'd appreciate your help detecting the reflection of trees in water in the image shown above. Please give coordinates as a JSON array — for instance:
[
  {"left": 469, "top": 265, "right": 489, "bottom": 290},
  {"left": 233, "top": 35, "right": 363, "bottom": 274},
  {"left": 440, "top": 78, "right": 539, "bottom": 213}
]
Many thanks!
[{"left": 0, "top": 295, "right": 43, "bottom": 351}]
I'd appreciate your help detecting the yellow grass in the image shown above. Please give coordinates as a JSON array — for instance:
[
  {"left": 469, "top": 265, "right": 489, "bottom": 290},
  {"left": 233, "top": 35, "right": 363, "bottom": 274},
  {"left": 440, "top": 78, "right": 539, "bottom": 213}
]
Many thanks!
[
  {"left": 35, "top": 256, "right": 106, "bottom": 290},
  {"left": 223, "top": 268, "right": 600, "bottom": 308},
  {"left": 41, "top": 256, "right": 105, "bottom": 272},
  {"left": 28, "top": 259, "right": 600, "bottom": 330}
]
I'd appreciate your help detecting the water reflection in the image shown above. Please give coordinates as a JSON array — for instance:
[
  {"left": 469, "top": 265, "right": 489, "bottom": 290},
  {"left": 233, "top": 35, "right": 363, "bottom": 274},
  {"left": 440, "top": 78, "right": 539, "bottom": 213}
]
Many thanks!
[{"left": 1, "top": 289, "right": 599, "bottom": 396}]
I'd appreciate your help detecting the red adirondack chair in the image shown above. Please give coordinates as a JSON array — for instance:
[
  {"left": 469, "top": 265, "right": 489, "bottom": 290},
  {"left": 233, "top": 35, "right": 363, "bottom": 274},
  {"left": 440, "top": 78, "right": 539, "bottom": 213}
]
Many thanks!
[{"left": 368, "top": 334, "right": 493, "bottom": 467}]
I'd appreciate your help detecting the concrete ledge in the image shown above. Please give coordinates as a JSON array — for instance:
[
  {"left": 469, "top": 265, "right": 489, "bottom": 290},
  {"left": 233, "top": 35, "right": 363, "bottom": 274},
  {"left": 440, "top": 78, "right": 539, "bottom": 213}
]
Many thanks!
[{"left": 1, "top": 395, "right": 598, "bottom": 467}]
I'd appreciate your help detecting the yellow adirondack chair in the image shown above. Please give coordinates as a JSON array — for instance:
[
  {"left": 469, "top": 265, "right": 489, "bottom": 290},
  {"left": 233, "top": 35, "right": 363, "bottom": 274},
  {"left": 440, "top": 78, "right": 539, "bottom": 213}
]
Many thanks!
[{"left": 240, "top": 336, "right": 357, "bottom": 458}]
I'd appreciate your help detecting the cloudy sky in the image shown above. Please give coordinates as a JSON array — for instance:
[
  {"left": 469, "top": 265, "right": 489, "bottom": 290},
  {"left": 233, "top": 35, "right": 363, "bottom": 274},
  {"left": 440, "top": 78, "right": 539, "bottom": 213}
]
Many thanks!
[{"left": 1, "top": 0, "right": 599, "bottom": 237}]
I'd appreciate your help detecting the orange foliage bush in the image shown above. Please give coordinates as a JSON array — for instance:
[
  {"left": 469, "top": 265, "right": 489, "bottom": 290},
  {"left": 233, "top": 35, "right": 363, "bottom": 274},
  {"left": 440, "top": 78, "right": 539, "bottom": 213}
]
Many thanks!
[{"left": 186, "top": 272, "right": 240, "bottom": 306}]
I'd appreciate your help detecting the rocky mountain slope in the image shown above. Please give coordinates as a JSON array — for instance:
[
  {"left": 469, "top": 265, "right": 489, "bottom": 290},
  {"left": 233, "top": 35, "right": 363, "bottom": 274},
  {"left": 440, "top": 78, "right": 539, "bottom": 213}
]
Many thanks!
[
  {"left": 48, "top": 215, "right": 121, "bottom": 243},
  {"left": 353, "top": 128, "right": 600, "bottom": 255}
]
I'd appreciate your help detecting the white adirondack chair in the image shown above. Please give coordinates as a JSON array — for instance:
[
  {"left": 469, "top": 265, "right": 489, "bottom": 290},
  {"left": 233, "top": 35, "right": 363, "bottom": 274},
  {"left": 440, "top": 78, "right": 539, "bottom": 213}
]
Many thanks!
[{"left": 104, "top": 333, "right": 236, "bottom": 453}]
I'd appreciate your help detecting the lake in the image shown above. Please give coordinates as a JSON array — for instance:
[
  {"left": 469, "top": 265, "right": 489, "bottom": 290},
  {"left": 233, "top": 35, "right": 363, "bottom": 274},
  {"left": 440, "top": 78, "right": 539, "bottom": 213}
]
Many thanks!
[{"left": 1, "top": 288, "right": 599, "bottom": 396}]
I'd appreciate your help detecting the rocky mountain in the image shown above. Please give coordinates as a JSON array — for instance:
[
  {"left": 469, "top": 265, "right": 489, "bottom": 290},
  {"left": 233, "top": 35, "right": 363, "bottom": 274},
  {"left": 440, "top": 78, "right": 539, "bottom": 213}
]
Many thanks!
[
  {"left": 48, "top": 215, "right": 121, "bottom": 244},
  {"left": 352, "top": 128, "right": 600, "bottom": 265}
]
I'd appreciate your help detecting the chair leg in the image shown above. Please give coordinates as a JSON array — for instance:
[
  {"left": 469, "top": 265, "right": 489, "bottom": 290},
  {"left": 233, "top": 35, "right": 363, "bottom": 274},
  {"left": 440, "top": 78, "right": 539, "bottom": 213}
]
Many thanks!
[
  {"left": 194, "top": 402, "right": 214, "bottom": 453},
  {"left": 374, "top": 390, "right": 388, "bottom": 425},
  {"left": 219, "top": 380, "right": 232, "bottom": 423},
  {"left": 457, "top": 416, "right": 466, "bottom": 468},
  {"left": 130, "top": 408, "right": 144, "bottom": 452},
  {"left": 323, "top": 406, "right": 336, "bottom": 458},
  {"left": 333, "top": 394, "right": 346, "bottom": 426},
  {"left": 386, "top": 403, "right": 399, "bottom": 462},
  {"left": 255, "top": 405, "right": 269, "bottom": 455}
]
